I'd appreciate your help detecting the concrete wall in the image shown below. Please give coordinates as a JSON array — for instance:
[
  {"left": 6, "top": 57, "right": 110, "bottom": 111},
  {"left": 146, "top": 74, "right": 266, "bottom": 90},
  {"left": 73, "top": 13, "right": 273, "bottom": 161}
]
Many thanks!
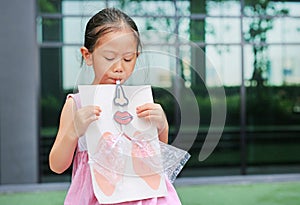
[{"left": 0, "top": 0, "right": 39, "bottom": 184}]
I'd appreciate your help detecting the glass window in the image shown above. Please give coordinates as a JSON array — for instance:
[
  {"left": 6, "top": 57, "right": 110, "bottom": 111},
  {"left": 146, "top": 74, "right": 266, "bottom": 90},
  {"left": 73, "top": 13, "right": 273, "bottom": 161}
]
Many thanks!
[
  {"left": 285, "top": 2, "right": 300, "bottom": 16},
  {"left": 62, "top": 0, "right": 106, "bottom": 15},
  {"left": 38, "top": 18, "right": 62, "bottom": 42},
  {"left": 206, "top": 18, "right": 241, "bottom": 43},
  {"left": 244, "top": 45, "right": 300, "bottom": 86},
  {"left": 176, "top": 0, "right": 190, "bottom": 16},
  {"left": 38, "top": 0, "right": 300, "bottom": 181},
  {"left": 178, "top": 17, "right": 190, "bottom": 40},
  {"left": 62, "top": 46, "right": 88, "bottom": 90},
  {"left": 243, "top": 17, "right": 300, "bottom": 44},
  {"left": 207, "top": 0, "right": 240, "bottom": 16},
  {"left": 37, "top": 0, "right": 61, "bottom": 13},
  {"left": 135, "top": 17, "right": 176, "bottom": 33},
  {"left": 206, "top": 45, "right": 241, "bottom": 86},
  {"left": 244, "top": 0, "right": 289, "bottom": 17},
  {"left": 108, "top": 0, "right": 175, "bottom": 16},
  {"left": 127, "top": 45, "right": 176, "bottom": 87},
  {"left": 62, "top": 17, "right": 86, "bottom": 44},
  {"left": 270, "top": 17, "right": 300, "bottom": 43}
]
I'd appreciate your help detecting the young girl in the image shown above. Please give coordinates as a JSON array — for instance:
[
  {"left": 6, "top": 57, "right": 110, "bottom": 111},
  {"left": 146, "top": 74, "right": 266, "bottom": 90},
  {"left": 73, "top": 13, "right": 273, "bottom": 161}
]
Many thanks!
[{"left": 49, "top": 8, "right": 184, "bottom": 205}]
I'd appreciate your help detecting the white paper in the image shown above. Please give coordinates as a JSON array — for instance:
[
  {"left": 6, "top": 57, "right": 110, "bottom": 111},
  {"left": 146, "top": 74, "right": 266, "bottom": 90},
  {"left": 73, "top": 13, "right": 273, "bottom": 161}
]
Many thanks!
[{"left": 78, "top": 84, "right": 167, "bottom": 204}]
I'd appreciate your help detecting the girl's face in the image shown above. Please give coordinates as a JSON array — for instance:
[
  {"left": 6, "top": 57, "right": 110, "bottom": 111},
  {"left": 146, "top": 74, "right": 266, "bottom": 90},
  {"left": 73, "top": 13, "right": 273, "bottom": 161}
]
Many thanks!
[{"left": 81, "top": 28, "right": 139, "bottom": 84}]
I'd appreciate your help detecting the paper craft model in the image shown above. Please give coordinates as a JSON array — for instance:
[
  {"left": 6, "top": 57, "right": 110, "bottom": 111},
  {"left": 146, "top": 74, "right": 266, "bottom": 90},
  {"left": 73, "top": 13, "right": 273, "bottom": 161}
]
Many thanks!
[{"left": 79, "top": 83, "right": 190, "bottom": 204}]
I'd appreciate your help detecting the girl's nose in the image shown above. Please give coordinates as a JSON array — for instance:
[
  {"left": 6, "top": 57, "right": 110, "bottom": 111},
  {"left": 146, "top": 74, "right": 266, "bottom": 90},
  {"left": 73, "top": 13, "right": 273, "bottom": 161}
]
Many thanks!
[{"left": 113, "top": 60, "right": 124, "bottom": 73}]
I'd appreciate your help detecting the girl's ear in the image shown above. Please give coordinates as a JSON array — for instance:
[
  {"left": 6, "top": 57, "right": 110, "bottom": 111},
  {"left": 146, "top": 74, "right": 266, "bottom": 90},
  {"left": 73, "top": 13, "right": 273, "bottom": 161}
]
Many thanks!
[
  {"left": 136, "top": 52, "right": 140, "bottom": 58},
  {"left": 80, "top": 46, "right": 93, "bottom": 66}
]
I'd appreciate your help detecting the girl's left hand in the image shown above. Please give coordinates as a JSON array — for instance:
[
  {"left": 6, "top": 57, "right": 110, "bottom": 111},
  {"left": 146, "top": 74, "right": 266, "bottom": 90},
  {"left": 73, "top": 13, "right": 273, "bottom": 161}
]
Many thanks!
[{"left": 136, "top": 103, "right": 168, "bottom": 135}]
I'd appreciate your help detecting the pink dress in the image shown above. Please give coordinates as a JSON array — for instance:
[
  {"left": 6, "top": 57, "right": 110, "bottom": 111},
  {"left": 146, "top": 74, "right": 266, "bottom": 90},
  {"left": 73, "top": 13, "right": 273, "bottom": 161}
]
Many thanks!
[{"left": 64, "top": 94, "right": 183, "bottom": 205}]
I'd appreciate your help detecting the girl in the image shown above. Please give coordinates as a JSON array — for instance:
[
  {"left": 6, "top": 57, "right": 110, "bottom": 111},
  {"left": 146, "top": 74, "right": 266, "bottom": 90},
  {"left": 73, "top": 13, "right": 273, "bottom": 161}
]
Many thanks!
[{"left": 49, "top": 7, "right": 183, "bottom": 205}]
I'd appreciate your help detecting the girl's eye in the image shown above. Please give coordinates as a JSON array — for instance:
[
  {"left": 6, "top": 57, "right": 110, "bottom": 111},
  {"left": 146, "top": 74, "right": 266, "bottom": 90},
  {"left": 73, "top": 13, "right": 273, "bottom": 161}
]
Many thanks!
[
  {"left": 124, "top": 58, "right": 133, "bottom": 62},
  {"left": 123, "top": 54, "right": 135, "bottom": 62},
  {"left": 104, "top": 57, "right": 115, "bottom": 61}
]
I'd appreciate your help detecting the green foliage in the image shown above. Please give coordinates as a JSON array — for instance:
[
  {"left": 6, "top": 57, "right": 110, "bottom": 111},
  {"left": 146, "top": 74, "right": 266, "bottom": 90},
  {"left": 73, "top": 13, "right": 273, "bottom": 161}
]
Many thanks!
[
  {"left": 37, "top": 0, "right": 57, "bottom": 13},
  {"left": 246, "top": 86, "right": 297, "bottom": 125},
  {"left": 244, "top": 0, "right": 289, "bottom": 86},
  {"left": 225, "top": 94, "right": 240, "bottom": 125},
  {"left": 152, "top": 87, "right": 178, "bottom": 126},
  {"left": 153, "top": 85, "right": 299, "bottom": 128},
  {"left": 41, "top": 95, "right": 62, "bottom": 127}
]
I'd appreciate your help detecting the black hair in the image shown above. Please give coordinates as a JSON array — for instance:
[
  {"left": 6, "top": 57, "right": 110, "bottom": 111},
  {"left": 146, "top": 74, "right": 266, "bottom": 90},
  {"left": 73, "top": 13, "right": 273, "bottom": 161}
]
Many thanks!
[{"left": 83, "top": 8, "right": 141, "bottom": 53}]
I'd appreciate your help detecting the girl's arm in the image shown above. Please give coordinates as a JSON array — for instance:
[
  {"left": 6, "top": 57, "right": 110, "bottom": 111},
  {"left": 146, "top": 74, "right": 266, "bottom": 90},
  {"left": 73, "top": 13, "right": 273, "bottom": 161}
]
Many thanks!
[
  {"left": 49, "top": 98, "right": 100, "bottom": 174},
  {"left": 136, "top": 103, "right": 169, "bottom": 144},
  {"left": 157, "top": 117, "right": 169, "bottom": 144},
  {"left": 49, "top": 98, "right": 78, "bottom": 174}
]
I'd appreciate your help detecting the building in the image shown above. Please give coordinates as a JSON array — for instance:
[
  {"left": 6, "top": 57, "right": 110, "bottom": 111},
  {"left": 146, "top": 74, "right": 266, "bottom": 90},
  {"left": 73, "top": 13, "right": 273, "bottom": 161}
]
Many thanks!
[{"left": 1, "top": 0, "right": 300, "bottom": 184}]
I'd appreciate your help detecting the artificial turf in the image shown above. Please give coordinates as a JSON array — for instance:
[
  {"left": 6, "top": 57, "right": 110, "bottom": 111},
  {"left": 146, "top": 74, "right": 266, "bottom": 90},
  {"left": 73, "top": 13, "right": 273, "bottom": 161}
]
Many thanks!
[
  {"left": 176, "top": 181, "right": 300, "bottom": 205},
  {"left": 0, "top": 181, "right": 300, "bottom": 205}
]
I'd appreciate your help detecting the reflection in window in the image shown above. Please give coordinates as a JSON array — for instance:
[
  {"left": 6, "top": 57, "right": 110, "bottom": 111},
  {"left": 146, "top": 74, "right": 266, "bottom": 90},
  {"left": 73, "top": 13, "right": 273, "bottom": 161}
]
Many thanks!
[
  {"left": 62, "top": 0, "right": 106, "bottom": 15},
  {"left": 205, "top": 18, "right": 240, "bottom": 44},
  {"left": 38, "top": 0, "right": 300, "bottom": 181},
  {"left": 244, "top": 45, "right": 300, "bottom": 86},
  {"left": 207, "top": 46, "right": 241, "bottom": 86},
  {"left": 207, "top": 0, "right": 240, "bottom": 16}
]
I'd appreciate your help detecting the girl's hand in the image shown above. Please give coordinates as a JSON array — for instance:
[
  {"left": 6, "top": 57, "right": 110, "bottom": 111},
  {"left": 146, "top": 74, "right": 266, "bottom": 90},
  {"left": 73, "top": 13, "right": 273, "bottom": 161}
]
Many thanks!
[
  {"left": 136, "top": 103, "right": 168, "bottom": 143},
  {"left": 73, "top": 105, "right": 101, "bottom": 137}
]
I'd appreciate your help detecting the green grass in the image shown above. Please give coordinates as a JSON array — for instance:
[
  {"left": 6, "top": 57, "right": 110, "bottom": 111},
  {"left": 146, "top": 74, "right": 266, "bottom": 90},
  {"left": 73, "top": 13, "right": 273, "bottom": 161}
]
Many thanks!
[
  {"left": 1, "top": 182, "right": 300, "bottom": 205},
  {"left": 177, "top": 182, "right": 300, "bottom": 205},
  {"left": 0, "top": 190, "right": 67, "bottom": 205}
]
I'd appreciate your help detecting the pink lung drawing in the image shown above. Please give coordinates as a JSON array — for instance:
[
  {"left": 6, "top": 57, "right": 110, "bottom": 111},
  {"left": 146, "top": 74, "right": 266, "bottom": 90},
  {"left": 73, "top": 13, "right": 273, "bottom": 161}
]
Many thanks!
[{"left": 79, "top": 84, "right": 169, "bottom": 203}]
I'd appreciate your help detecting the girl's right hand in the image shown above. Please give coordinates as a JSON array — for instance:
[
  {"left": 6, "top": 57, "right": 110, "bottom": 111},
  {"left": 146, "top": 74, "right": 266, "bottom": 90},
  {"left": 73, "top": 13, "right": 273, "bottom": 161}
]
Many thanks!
[{"left": 73, "top": 105, "right": 101, "bottom": 138}]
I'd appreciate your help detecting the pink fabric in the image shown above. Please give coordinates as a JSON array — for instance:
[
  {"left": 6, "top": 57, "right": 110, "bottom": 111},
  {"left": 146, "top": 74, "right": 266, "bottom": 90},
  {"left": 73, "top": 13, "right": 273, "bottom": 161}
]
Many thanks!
[
  {"left": 64, "top": 93, "right": 182, "bottom": 204},
  {"left": 64, "top": 150, "right": 182, "bottom": 205}
]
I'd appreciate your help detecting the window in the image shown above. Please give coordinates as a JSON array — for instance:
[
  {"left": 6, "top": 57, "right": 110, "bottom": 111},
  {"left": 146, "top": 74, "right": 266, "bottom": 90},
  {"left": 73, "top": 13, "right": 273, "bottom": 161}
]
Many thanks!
[{"left": 37, "top": 0, "right": 300, "bottom": 182}]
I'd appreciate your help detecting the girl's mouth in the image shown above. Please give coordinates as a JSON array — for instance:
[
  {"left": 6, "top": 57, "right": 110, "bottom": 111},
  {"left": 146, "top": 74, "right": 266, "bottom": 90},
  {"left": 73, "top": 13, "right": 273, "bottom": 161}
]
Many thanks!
[{"left": 113, "top": 111, "right": 133, "bottom": 125}]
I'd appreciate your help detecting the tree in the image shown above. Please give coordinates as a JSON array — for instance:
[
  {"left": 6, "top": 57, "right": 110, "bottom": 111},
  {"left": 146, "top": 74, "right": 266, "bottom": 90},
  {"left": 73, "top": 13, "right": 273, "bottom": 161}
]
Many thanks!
[{"left": 244, "top": 0, "right": 288, "bottom": 87}]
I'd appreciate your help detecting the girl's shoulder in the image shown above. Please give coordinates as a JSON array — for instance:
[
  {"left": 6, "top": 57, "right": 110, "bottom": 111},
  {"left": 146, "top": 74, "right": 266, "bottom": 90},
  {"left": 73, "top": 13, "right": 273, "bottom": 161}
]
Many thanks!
[
  {"left": 66, "top": 93, "right": 81, "bottom": 109},
  {"left": 59, "top": 93, "right": 81, "bottom": 122}
]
